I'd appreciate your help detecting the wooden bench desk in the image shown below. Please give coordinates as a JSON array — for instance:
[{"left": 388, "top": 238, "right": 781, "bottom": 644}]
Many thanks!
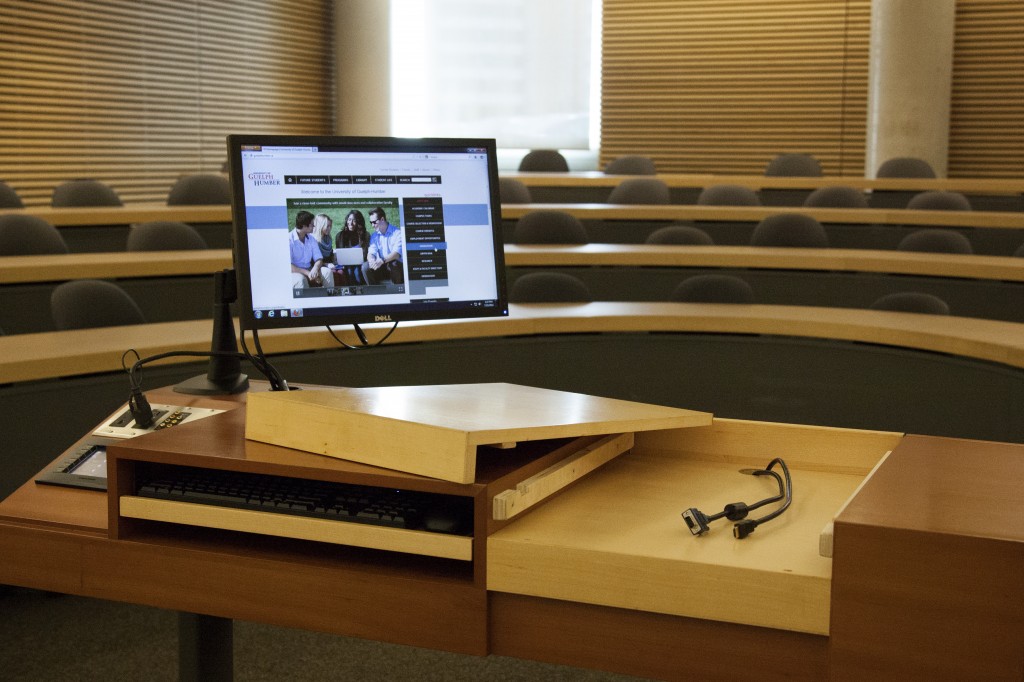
[
  {"left": 4, "top": 302, "right": 1024, "bottom": 384},
  {"left": 504, "top": 170, "right": 1024, "bottom": 195},
  {"left": 503, "top": 245, "right": 1024, "bottom": 322},
  {"left": 501, "top": 202, "right": 1024, "bottom": 230},
  {"left": 3, "top": 200, "right": 1020, "bottom": 230},
  {"left": 3, "top": 245, "right": 1019, "bottom": 287},
  {"left": 0, "top": 203, "right": 233, "bottom": 251},
  {"left": 3, "top": 245, "right": 1022, "bottom": 334},
  {"left": 0, "top": 249, "right": 233, "bottom": 284},
  {"left": 0, "top": 203, "right": 231, "bottom": 227},
  {"left": 503, "top": 244, "right": 1024, "bottom": 282}
]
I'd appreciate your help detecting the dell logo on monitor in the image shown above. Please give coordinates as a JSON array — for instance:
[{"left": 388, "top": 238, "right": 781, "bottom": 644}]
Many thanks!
[{"left": 374, "top": 315, "right": 393, "bottom": 322}]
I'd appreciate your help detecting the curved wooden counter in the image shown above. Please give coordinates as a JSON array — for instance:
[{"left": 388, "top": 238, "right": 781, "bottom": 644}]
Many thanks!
[
  {"left": 503, "top": 244, "right": 1024, "bottom": 282},
  {"left": 0, "top": 249, "right": 233, "bottom": 284},
  {"left": 3, "top": 200, "right": 1019, "bottom": 230},
  {"left": 504, "top": 171, "right": 1024, "bottom": 195},
  {"left": 4, "top": 302, "right": 1023, "bottom": 384},
  {"left": 501, "top": 203, "right": 1024, "bottom": 230},
  {"left": 2, "top": 246, "right": 1020, "bottom": 286},
  {"left": 0, "top": 203, "right": 231, "bottom": 227}
]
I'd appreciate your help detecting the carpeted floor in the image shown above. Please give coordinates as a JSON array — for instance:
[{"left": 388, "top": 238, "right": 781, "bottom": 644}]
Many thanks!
[{"left": 0, "top": 587, "right": 646, "bottom": 681}]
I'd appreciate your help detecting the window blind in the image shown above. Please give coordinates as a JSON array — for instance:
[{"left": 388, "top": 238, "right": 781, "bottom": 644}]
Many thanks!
[
  {"left": 949, "top": 0, "right": 1024, "bottom": 178},
  {"left": 0, "top": 0, "right": 334, "bottom": 206},
  {"left": 601, "top": 0, "right": 1024, "bottom": 178},
  {"left": 600, "top": 0, "right": 870, "bottom": 175}
]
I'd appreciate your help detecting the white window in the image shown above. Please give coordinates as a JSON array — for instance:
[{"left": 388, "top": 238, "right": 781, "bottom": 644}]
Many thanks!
[{"left": 390, "top": 0, "right": 599, "bottom": 161}]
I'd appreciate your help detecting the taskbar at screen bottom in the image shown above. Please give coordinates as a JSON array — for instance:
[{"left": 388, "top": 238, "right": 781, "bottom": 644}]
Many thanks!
[
  {"left": 249, "top": 298, "right": 505, "bottom": 325},
  {"left": 294, "top": 282, "right": 405, "bottom": 298}
]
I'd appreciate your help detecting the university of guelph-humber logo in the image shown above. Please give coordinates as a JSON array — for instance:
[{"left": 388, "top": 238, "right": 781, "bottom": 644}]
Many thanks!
[{"left": 248, "top": 172, "right": 280, "bottom": 187}]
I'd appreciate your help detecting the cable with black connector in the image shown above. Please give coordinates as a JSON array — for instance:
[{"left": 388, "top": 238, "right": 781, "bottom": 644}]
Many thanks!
[
  {"left": 681, "top": 457, "right": 792, "bottom": 539},
  {"left": 120, "top": 345, "right": 288, "bottom": 427},
  {"left": 122, "top": 350, "right": 155, "bottom": 428}
]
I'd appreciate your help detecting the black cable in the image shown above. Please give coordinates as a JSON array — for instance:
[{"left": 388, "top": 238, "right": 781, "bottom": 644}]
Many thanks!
[
  {"left": 121, "top": 345, "right": 289, "bottom": 426},
  {"left": 239, "top": 328, "right": 288, "bottom": 391},
  {"left": 326, "top": 321, "right": 399, "bottom": 350},
  {"left": 747, "top": 459, "right": 792, "bottom": 525},
  {"left": 681, "top": 457, "right": 793, "bottom": 539}
]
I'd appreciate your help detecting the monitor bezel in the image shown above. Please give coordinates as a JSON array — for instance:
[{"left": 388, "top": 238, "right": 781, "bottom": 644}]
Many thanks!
[{"left": 227, "top": 134, "right": 509, "bottom": 332}]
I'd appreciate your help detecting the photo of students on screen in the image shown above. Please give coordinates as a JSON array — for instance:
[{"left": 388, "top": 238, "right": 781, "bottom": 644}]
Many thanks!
[
  {"left": 289, "top": 210, "right": 335, "bottom": 290},
  {"left": 363, "top": 206, "right": 404, "bottom": 285},
  {"left": 312, "top": 213, "right": 335, "bottom": 266},
  {"left": 335, "top": 209, "right": 370, "bottom": 285}
]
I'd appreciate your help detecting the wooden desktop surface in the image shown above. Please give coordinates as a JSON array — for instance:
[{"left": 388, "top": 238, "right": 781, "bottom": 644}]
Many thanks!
[
  {"left": 3, "top": 200, "right": 1020, "bottom": 231},
  {"left": 505, "top": 171, "right": 1024, "bottom": 195},
  {"left": 3, "top": 302, "right": 1024, "bottom": 385},
  {"left": 0, "top": 202, "right": 230, "bottom": 227},
  {"left": 0, "top": 249, "right": 232, "bottom": 283},
  {"left": 2, "top": 245, "right": 1022, "bottom": 286},
  {"left": 503, "top": 244, "right": 1024, "bottom": 282},
  {"left": 501, "top": 203, "right": 1024, "bottom": 230}
]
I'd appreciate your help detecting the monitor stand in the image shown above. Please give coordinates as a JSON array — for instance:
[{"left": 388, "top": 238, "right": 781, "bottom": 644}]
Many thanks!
[{"left": 175, "top": 269, "right": 249, "bottom": 396}]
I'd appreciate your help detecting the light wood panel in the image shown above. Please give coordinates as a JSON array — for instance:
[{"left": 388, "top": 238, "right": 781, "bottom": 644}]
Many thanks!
[
  {"left": 488, "top": 418, "right": 897, "bottom": 635},
  {"left": 119, "top": 495, "right": 474, "bottom": 561},
  {"left": 245, "top": 385, "right": 709, "bottom": 483},
  {"left": 3, "top": 302, "right": 1024, "bottom": 384}
]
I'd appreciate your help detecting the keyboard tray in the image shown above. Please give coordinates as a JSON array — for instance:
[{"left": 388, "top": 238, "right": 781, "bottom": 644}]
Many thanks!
[{"left": 120, "top": 466, "right": 475, "bottom": 560}]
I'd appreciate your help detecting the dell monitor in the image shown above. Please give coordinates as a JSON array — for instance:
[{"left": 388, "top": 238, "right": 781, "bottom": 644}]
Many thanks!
[{"left": 227, "top": 135, "right": 509, "bottom": 334}]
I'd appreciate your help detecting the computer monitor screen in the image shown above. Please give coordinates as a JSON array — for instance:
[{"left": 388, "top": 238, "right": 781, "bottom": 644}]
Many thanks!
[{"left": 227, "top": 135, "right": 508, "bottom": 331}]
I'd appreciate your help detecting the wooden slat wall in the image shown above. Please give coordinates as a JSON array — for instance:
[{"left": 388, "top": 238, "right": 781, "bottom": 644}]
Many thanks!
[
  {"left": 950, "top": 0, "right": 1024, "bottom": 178},
  {"left": 601, "top": 0, "right": 1024, "bottom": 179},
  {"left": 0, "top": 0, "right": 333, "bottom": 207},
  {"left": 600, "top": 0, "right": 871, "bottom": 176}
]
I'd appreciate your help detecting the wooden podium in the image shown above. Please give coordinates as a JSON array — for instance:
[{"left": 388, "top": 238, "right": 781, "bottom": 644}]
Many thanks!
[
  {"left": 110, "top": 383, "right": 713, "bottom": 564},
  {"left": 3, "top": 380, "right": 1020, "bottom": 679}
]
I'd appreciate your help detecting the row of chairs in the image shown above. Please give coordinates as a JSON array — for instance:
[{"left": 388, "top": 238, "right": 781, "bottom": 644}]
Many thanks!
[
  {"left": 5, "top": 205, "right": 984, "bottom": 255},
  {"left": 0, "top": 174, "right": 230, "bottom": 209},
  {"left": 0, "top": 268, "right": 949, "bottom": 337},
  {"left": 0, "top": 217, "right": 207, "bottom": 255},
  {"left": 509, "top": 271, "right": 952, "bottom": 315},
  {"left": 518, "top": 149, "right": 939, "bottom": 180},
  {"left": 502, "top": 174, "right": 974, "bottom": 210},
  {"left": 0, "top": 279, "right": 148, "bottom": 334},
  {"left": 510, "top": 209, "right": 1006, "bottom": 255}
]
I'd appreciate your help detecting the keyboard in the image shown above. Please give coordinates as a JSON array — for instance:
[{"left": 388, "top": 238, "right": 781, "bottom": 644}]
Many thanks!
[{"left": 135, "top": 466, "right": 473, "bottom": 536}]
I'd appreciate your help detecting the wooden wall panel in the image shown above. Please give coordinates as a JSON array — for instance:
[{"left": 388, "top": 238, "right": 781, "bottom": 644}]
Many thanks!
[{"left": 0, "top": 0, "right": 334, "bottom": 207}]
